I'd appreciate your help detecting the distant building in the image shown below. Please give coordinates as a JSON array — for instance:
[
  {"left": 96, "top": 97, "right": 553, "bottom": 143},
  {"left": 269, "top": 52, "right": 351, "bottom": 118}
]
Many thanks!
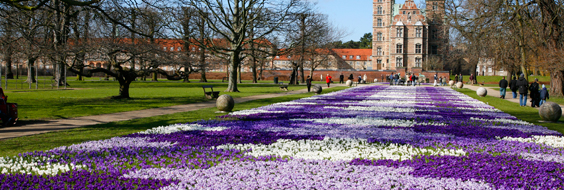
[
  {"left": 477, "top": 58, "right": 508, "bottom": 76},
  {"left": 372, "top": 0, "right": 447, "bottom": 73}
]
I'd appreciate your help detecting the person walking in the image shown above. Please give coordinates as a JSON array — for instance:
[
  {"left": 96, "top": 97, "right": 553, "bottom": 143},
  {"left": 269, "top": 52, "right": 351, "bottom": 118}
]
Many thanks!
[
  {"left": 326, "top": 74, "right": 332, "bottom": 87},
  {"left": 394, "top": 73, "right": 399, "bottom": 85},
  {"left": 411, "top": 73, "right": 417, "bottom": 86},
  {"left": 540, "top": 84, "right": 549, "bottom": 106},
  {"left": 306, "top": 76, "right": 312, "bottom": 92},
  {"left": 459, "top": 73, "right": 464, "bottom": 83},
  {"left": 339, "top": 73, "right": 344, "bottom": 84},
  {"left": 358, "top": 75, "right": 362, "bottom": 84},
  {"left": 517, "top": 73, "right": 529, "bottom": 107},
  {"left": 454, "top": 74, "right": 459, "bottom": 83},
  {"left": 499, "top": 76, "right": 508, "bottom": 99},
  {"left": 389, "top": 73, "right": 394, "bottom": 85},
  {"left": 434, "top": 73, "right": 438, "bottom": 86},
  {"left": 509, "top": 76, "right": 518, "bottom": 99},
  {"left": 529, "top": 78, "right": 540, "bottom": 107}
]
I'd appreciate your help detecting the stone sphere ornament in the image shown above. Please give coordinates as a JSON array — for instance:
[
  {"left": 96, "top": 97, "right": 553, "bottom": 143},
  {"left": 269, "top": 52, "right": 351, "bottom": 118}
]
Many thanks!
[
  {"left": 477, "top": 87, "right": 488, "bottom": 97},
  {"left": 216, "top": 94, "right": 234, "bottom": 112},
  {"left": 456, "top": 82, "right": 464, "bottom": 89},
  {"left": 449, "top": 80, "right": 455, "bottom": 87},
  {"left": 346, "top": 80, "right": 353, "bottom": 87},
  {"left": 539, "top": 102, "right": 562, "bottom": 122},
  {"left": 312, "top": 85, "right": 323, "bottom": 94},
  {"left": 374, "top": 79, "right": 378, "bottom": 83}
]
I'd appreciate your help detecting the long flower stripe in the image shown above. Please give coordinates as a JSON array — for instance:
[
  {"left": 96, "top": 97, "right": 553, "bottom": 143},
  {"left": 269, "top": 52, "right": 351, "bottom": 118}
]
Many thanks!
[{"left": 1, "top": 85, "right": 563, "bottom": 189}]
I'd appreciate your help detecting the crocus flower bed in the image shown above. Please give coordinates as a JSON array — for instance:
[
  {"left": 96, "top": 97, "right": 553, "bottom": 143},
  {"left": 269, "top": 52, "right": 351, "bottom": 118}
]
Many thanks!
[{"left": 2, "top": 86, "right": 564, "bottom": 189}]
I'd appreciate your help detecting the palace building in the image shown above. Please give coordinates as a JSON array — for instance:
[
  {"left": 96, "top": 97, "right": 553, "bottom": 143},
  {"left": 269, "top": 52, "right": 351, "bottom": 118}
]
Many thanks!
[{"left": 372, "top": 0, "right": 447, "bottom": 73}]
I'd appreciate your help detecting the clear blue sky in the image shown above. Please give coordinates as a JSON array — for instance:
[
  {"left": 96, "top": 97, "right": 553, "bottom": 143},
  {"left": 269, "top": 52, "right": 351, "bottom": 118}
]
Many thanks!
[{"left": 316, "top": 0, "right": 412, "bottom": 42}]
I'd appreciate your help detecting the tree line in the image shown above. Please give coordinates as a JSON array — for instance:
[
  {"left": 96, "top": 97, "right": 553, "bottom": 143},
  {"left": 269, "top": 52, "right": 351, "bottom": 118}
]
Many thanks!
[
  {"left": 0, "top": 0, "right": 344, "bottom": 98},
  {"left": 445, "top": 0, "right": 564, "bottom": 97}
]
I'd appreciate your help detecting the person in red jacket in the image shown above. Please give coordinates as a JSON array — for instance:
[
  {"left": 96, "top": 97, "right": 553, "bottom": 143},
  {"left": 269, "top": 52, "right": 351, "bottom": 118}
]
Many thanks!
[{"left": 326, "top": 74, "right": 332, "bottom": 87}]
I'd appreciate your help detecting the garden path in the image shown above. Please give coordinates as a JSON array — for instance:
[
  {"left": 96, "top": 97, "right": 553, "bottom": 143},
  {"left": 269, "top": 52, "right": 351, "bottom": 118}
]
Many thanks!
[
  {"left": 464, "top": 85, "right": 564, "bottom": 116},
  {"left": 0, "top": 83, "right": 348, "bottom": 140}
]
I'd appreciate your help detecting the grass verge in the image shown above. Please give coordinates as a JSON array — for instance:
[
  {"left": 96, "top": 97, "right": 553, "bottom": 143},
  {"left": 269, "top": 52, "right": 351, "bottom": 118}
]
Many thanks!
[
  {"left": 458, "top": 88, "right": 564, "bottom": 134},
  {"left": 6, "top": 81, "right": 307, "bottom": 121},
  {"left": 0, "top": 87, "right": 348, "bottom": 157}
]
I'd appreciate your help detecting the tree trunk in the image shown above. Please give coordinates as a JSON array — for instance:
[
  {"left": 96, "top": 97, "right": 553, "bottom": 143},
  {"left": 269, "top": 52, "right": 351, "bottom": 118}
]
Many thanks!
[
  {"left": 152, "top": 72, "right": 158, "bottom": 81},
  {"left": 226, "top": 51, "right": 240, "bottom": 92},
  {"left": 550, "top": 70, "right": 564, "bottom": 97},
  {"left": 251, "top": 58, "right": 258, "bottom": 83},
  {"left": 237, "top": 64, "right": 242, "bottom": 83},
  {"left": 116, "top": 80, "right": 132, "bottom": 99},
  {"left": 5, "top": 52, "right": 13, "bottom": 79},
  {"left": 258, "top": 61, "right": 264, "bottom": 80},
  {"left": 199, "top": 51, "right": 207, "bottom": 82},
  {"left": 309, "top": 68, "right": 315, "bottom": 80},
  {"left": 26, "top": 57, "right": 36, "bottom": 83}
]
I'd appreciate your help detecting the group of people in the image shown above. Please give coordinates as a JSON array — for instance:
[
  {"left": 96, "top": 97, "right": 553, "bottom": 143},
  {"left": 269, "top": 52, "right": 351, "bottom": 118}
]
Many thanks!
[
  {"left": 388, "top": 73, "right": 423, "bottom": 86},
  {"left": 433, "top": 74, "right": 448, "bottom": 86},
  {"left": 500, "top": 73, "right": 549, "bottom": 107}
]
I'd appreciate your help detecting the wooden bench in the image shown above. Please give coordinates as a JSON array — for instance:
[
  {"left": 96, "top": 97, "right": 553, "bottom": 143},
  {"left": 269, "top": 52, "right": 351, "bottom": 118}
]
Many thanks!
[
  {"left": 202, "top": 85, "right": 220, "bottom": 99},
  {"left": 279, "top": 82, "right": 288, "bottom": 91}
]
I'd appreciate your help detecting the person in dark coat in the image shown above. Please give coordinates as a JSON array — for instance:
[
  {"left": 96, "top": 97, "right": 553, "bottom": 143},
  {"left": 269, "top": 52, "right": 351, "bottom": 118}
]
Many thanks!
[
  {"left": 540, "top": 84, "right": 549, "bottom": 106},
  {"left": 459, "top": 73, "right": 463, "bottom": 83},
  {"left": 517, "top": 73, "right": 529, "bottom": 107},
  {"left": 454, "top": 74, "right": 459, "bottom": 83},
  {"left": 529, "top": 78, "right": 540, "bottom": 107},
  {"left": 306, "top": 76, "right": 312, "bottom": 92},
  {"left": 389, "top": 73, "right": 394, "bottom": 85},
  {"left": 358, "top": 75, "right": 362, "bottom": 84},
  {"left": 339, "top": 73, "right": 344, "bottom": 84},
  {"left": 499, "top": 76, "right": 508, "bottom": 99},
  {"left": 348, "top": 74, "right": 354, "bottom": 80},
  {"left": 509, "top": 76, "right": 518, "bottom": 99}
]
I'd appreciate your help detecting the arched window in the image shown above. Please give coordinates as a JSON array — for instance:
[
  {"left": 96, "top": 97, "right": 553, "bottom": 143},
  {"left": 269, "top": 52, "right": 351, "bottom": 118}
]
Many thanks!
[
  {"left": 377, "top": 6, "right": 383, "bottom": 14},
  {"left": 396, "top": 57, "right": 403, "bottom": 67},
  {"left": 377, "top": 47, "right": 382, "bottom": 56},
  {"left": 396, "top": 44, "right": 403, "bottom": 54},
  {"left": 415, "top": 44, "right": 422, "bottom": 54},
  {"left": 377, "top": 33, "right": 382, "bottom": 41},
  {"left": 415, "top": 57, "right": 422, "bottom": 67},
  {"left": 377, "top": 19, "right": 382, "bottom": 27}
]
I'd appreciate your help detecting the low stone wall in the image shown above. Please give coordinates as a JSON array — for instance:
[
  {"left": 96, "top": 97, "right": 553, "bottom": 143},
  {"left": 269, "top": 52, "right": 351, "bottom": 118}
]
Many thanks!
[{"left": 185, "top": 70, "right": 450, "bottom": 83}]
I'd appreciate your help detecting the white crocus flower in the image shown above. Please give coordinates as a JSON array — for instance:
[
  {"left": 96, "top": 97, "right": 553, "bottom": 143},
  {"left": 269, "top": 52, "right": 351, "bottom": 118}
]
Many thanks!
[{"left": 216, "top": 138, "right": 466, "bottom": 161}]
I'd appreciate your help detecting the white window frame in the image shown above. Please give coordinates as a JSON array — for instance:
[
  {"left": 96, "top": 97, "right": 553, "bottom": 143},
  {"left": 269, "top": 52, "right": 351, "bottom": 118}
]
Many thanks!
[
  {"left": 397, "top": 28, "right": 403, "bottom": 37},
  {"left": 396, "top": 57, "right": 403, "bottom": 67},
  {"left": 396, "top": 44, "right": 403, "bottom": 54},
  {"left": 415, "top": 44, "right": 422, "bottom": 54}
]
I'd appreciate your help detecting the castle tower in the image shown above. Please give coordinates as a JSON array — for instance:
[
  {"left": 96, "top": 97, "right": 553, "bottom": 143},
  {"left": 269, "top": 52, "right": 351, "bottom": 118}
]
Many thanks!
[
  {"left": 372, "top": 0, "right": 394, "bottom": 70},
  {"left": 425, "top": 0, "right": 447, "bottom": 65}
]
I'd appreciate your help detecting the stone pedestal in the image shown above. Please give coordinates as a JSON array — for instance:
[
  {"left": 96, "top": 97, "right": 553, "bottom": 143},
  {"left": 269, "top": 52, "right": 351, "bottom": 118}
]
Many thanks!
[
  {"left": 346, "top": 80, "right": 352, "bottom": 87},
  {"left": 312, "top": 85, "right": 323, "bottom": 94},
  {"left": 539, "top": 102, "right": 562, "bottom": 122},
  {"left": 216, "top": 94, "right": 234, "bottom": 112},
  {"left": 477, "top": 87, "right": 488, "bottom": 97},
  {"left": 456, "top": 82, "right": 464, "bottom": 89}
]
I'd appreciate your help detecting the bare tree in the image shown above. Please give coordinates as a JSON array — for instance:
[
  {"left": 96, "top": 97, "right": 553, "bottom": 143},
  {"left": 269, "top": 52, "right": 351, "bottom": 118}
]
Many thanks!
[{"left": 181, "top": 0, "right": 303, "bottom": 92}]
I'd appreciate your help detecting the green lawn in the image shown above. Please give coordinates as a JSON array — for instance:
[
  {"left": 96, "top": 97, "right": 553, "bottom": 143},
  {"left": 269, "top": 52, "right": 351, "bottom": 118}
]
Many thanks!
[
  {"left": 2, "top": 79, "right": 307, "bottom": 122},
  {"left": 458, "top": 88, "right": 564, "bottom": 134},
  {"left": 0, "top": 87, "right": 348, "bottom": 157}
]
